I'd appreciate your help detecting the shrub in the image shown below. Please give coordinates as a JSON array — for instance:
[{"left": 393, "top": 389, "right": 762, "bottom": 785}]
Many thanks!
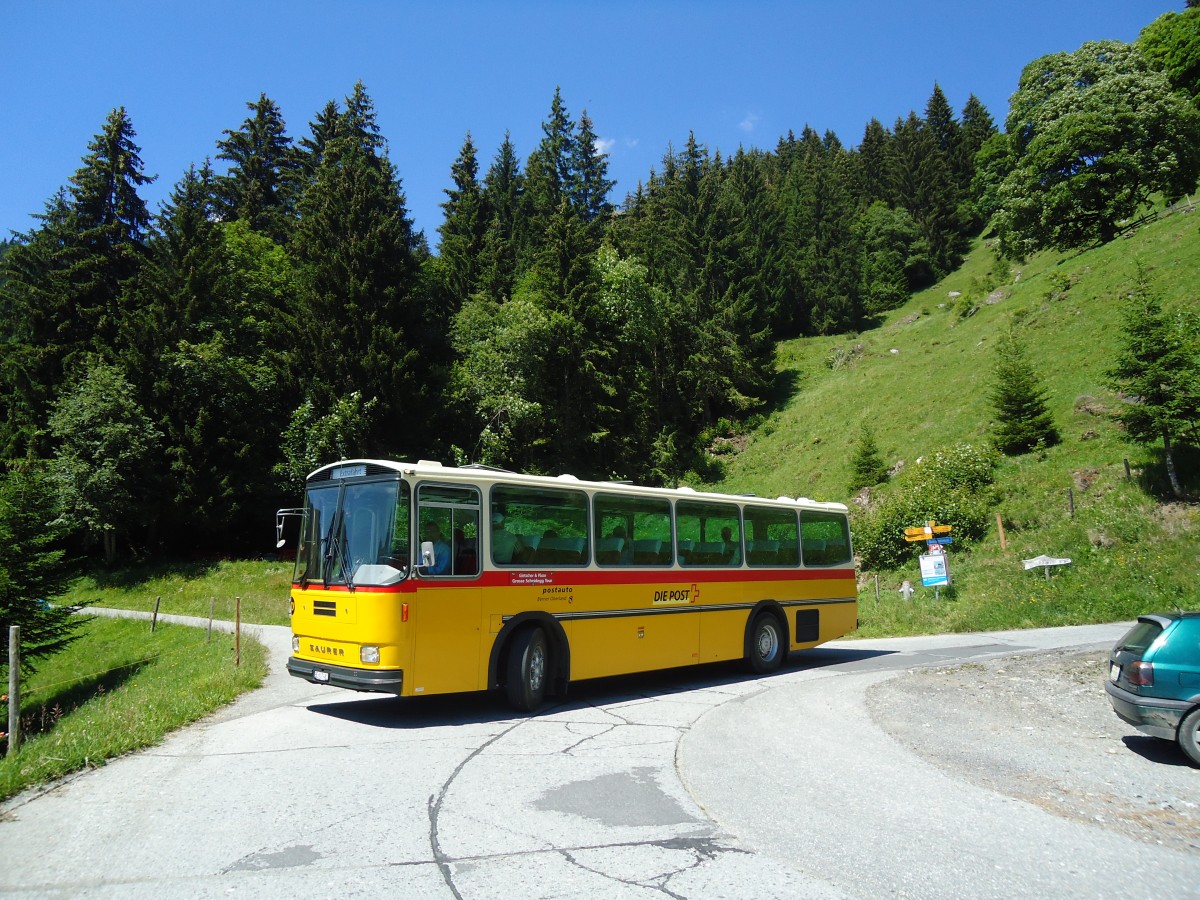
[{"left": 853, "top": 443, "right": 999, "bottom": 570}]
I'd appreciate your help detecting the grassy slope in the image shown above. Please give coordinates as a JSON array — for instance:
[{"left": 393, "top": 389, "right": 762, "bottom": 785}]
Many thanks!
[
  {"left": 715, "top": 210, "right": 1200, "bottom": 635},
  {"left": 1, "top": 616, "right": 267, "bottom": 801}
]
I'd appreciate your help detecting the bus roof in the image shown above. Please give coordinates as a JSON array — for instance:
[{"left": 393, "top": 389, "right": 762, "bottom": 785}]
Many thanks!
[{"left": 307, "top": 459, "right": 850, "bottom": 513}]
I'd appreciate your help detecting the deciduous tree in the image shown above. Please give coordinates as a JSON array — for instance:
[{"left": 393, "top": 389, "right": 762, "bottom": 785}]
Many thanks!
[{"left": 997, "top": 40, "right": 1200, "bottom": 257}]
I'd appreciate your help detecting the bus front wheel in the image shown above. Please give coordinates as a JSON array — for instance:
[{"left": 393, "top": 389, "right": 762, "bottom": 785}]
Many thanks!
[
  {"left": 747, "top": 612, "right": 785, "bottom": 675},
  {"left": 506, "top": 627, "right": 548, "bottom": 712}
]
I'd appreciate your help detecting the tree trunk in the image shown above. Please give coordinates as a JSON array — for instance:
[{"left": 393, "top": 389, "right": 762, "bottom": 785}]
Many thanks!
[
  {"left": 1163, "top": 428, "right": 1184, "bottom": 498},
  {"left": 103, "top": 529, "right": 117, "bottom": 567}
]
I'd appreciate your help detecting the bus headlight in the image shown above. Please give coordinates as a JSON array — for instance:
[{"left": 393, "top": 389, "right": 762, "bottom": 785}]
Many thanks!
[
  {"left": 292, "top": 636, "right": 300, "bottom": 652},
  {"left": 361, "top": 645, "right": 380, "bottom": 664}
]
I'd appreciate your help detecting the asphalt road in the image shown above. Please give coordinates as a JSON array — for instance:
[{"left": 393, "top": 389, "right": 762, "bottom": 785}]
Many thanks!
[{"left": 2, "top": 616, "right": 1197, "bottom": 899}]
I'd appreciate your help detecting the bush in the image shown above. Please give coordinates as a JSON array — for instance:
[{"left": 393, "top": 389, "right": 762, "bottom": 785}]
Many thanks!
[{"left": 853, "top": 443, "right": 999, "bottom": 570}]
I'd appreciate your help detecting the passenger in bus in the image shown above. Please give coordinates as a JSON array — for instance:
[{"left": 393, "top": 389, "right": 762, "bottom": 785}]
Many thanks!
[
  {"left": 422, "top": 521, "right": 451, "bottom": 574},
  {"left": 491, "top": 511, "right": 523, "bottom": 564},
  {"left": 610, "top": 525, "right": 634, "bottom": 564},
  {"left": 720, "top": 527, "right": 739, "bottom": 564}
]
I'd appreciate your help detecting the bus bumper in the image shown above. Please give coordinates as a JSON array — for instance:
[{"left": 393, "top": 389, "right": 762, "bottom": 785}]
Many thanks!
[{"left": 287, "top": 656, "right": 404, "bottom": 694}]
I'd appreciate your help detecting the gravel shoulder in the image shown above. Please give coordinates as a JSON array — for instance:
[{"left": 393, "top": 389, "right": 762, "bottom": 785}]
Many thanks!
[{"left": 867, "top": 649, "right": 1200, "bottom": 854}]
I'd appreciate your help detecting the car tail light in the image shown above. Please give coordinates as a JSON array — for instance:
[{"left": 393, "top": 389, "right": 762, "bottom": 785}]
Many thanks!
[{"left": 1127, "top": 660, "right": 1154, "bottom": 686}]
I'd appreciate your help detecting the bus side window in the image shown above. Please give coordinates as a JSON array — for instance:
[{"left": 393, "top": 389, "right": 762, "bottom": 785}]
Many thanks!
[
  {"left": 800, "top": 511, "right": 851, "bottom": 567},
  {"left": 593, "top": 491, "right": 672, "bottom": 567},
  {"left": 745, "top": 505, "right": 799, "bottom": 567}
]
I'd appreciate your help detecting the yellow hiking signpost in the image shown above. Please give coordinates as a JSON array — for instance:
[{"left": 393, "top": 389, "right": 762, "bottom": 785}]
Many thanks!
[
  {"left": 903, "top": 521, "right": 953, "bottom": 542},
  {"left": 903, "top": 521, "right": 953, "bottom": 597}
]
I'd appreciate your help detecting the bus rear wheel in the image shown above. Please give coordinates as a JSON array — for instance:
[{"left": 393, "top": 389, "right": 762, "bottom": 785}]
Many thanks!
[
  {"left": 506, "top": 626, "right": 548, "bottom": 712},
  {"left": 747, "top": 612, "right": 785, "bottom": 675}
]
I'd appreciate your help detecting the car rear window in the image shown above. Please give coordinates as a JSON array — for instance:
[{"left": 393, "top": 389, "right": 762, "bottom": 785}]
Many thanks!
[{"left": 1116, "top": 620, "right": 1164, "bottom": 654}]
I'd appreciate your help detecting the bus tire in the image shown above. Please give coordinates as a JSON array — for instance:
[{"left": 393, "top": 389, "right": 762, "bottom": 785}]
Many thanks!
[
  {"left": 747, "top": 611, "right": 785, "bottom": 675},
  {"left": 506, "top": 627, "right": 548, "bottom": 712}
]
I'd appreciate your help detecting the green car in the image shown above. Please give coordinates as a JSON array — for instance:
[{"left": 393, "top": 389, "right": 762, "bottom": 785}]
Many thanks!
[{"left": 1105, "top": 612, "right": 1200, "bottom": 766}]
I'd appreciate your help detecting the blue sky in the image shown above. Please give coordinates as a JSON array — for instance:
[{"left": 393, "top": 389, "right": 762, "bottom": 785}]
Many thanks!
[{"left": 1, "top": 2, "right": 1181, "bottom": 250}]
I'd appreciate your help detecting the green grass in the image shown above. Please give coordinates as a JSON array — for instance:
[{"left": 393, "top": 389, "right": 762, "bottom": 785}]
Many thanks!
[
  {"left": 1, "top": 616, "right": 267, "bottom": 802},
  {"left": 716, "top": 207, "right": 1200, "bottom": 631},
  {"left": 58, "top": 558, "right": 294, "bottom": 627}
]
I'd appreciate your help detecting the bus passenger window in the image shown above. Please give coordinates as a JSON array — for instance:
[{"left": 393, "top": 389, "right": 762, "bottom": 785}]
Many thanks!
[
  {"left": 491, "top": 484, "right": 589, "bottom": 566},
  {"left": 744, "top": 506, "right": 800, "bottom": 567},
  {"left": 593, "top": 492, "right": 672, "bottom": 567},
  {"left": 676, "top": 500, "right": 741, "bottom": 567},
  {"left": 800, "top": 511, "right": 852, "bottom": 566}
]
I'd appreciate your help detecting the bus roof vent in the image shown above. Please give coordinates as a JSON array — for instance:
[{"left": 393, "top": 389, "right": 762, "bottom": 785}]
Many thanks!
[
  {"left": 556, "top": 473, "right": 580, "bottom": 481},
  {"left": 776, "top": 496, "right": 794, "bottom": 502},
  {"left": 677, "top": 485, "right": 696, "bottom": 493},
  {"left": 417, "top": 459, "right": 443, "bottom": 468}
]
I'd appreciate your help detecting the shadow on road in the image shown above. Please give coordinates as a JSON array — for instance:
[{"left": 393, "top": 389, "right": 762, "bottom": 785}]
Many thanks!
[
  {"left": 1121, "top": 734, "right": 1195, "bottom": 768},
  {"left": 302, "top": 645, "right": 897, "bottom": 729}
]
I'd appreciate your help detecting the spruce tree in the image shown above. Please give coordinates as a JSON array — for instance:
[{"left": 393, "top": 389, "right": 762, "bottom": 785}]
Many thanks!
[
  {"left": 477, "top": 133, "right": 524, "bottom": 302},
  {"left": 988, "top": 326, "right": 1060, "bottom": 455},
  {"left": 215, "top": 93, "right": 299, "bottom": 244},
  {"left": 849, "top": 422, "right": 889, "bottom": 492},
  {"left": 0, "top": 109, "right": 151, "bottom": 454},
  {"left": 0, "top": 459, "right": 82, "bottom": 676},
  {"left": 438, "top": 133, "right": 487, "bottom": 305},
  {"left": 571, "top": 110, "right": 615, "bottom": 240},
  {"left": 292, "top": 83, "right": 440, "bottom": 459},
  {"left": 1106, "top": 272, "right": 1200, "bottom": 497},
  {"left": 855, "top": 118, "right": 893, "bottom": 206}
]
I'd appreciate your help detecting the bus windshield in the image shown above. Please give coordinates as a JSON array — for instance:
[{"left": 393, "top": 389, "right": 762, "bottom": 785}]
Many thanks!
[{"left": 293, "top": 478, "right": 411, "bottom": 587}]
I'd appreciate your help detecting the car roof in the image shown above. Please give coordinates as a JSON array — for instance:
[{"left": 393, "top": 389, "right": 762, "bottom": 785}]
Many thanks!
[{"left": 1139, "top": 611, "right": 1200, "bottom": 624}]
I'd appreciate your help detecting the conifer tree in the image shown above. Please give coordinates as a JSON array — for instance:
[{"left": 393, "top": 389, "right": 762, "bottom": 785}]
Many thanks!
[
  {"left": 570, "top": 110, "right": 615, "bottom": 238},
  {"left": 0, "top": 459, "right": 82, "bottom": 675},
  {"left": 292, "top": 83, "right": 439, "bottom": 459},
  {"left": 849, "top": 422, "right": 889, "bottom": 492},
  {"left": 0, "top": 108, "right": 152, "bottom": 454},
  {"left": 1106, "top": 272, "right": 1200, "bottom": 497},
  {"left": 438, "top": 133, "right": 487, "bottom": 305},
  {"left": 215, "top": 93, "right": 300, "bottom": 244},
  {"left": 890, "top": 110, "right": 964, "bottom": 278},
  {"left": 523, "top": 88, "right": 576, "bottom": 263},
  {"left": 855, "top": 118, "right": 893, "bottom": 207},
  {"left": 988, "top": 326, "right": 1060, "bottom": 455},
  {"left": 477, "top": 133, "right": 524, "bottom": 301}
]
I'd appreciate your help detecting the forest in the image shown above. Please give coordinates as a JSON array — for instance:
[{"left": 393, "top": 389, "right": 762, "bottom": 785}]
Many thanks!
[{"left": 1, "top": 8, "right": 1197, "bottom": 562}]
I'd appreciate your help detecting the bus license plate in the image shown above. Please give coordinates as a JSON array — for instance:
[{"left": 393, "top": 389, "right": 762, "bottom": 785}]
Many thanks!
[{"left": 313, "top": 670, "right": 330, "bottom": 683}]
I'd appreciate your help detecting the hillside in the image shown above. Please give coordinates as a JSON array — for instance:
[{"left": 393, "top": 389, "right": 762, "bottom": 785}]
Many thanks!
[{"left": 714, "top": 208, "right": 1200, "bottom": 635}]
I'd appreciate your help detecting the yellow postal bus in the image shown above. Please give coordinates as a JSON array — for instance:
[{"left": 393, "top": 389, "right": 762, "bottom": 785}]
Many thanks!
[{"left": 283, "top": 460, "right": 857, "bottom": 710}]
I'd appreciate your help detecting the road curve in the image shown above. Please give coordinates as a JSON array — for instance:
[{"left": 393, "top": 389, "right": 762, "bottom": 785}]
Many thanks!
[{"left": 5, "top": 615, "right": 1194, "bottom": 898}]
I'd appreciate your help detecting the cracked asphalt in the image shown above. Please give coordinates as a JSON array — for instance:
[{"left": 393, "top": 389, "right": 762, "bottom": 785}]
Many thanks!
[{"left": 2, "top": 616, "right": 1196, "bottom": 898}]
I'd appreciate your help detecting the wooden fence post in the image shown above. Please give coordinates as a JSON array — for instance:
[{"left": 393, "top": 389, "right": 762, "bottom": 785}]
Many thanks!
[
  {"left": 151, "top": 596, "right": 161, "bottom": 633},
  {"left": 235, "top": 596, "right": 241, "bottom": 668},
  {"left": 7, "top": 626, "right": 19, "bottom": 757},
  {"left": 207, "top": 598, "right": 214, "bottom": 643},
  {"left": 996, "top": 513, "right": 1007, "bottom": 551}
]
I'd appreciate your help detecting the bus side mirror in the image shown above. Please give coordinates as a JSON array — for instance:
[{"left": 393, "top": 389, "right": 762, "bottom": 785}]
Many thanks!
[
  {"left": 421, "top": 541, "right": 435, "bottom": 568},
  {"left": 275, "top": 508, "right": 303, "bottom": 549}
]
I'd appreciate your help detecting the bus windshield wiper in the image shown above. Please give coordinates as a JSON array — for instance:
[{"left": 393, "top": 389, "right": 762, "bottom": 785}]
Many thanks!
[{"left": 322, "top": 511, "right": 356, "bottom": 592}]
